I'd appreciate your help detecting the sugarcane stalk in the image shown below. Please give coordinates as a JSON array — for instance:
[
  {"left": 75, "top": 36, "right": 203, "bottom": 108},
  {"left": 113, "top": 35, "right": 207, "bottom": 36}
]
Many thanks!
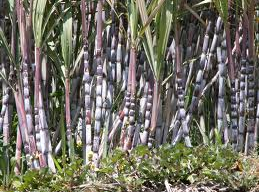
[
  {"left": 99, "top": 82, "right": 113, "bottom": 157},
  {"left": 116, "top": 18, "right": 123, "bottom": 84},
  {"left": 110, "top": 35, "right": 116, "bottom": 83},
  {"left": 148, "top": 80, "right": 160, "bottom": 147},
  {"left": 237, "top": 14, "right": 248, "bottom": 152},
  {"left": 0, "top": 19, "right": 12, "bottom": 176},
  {"left": 93, "top": 0, "right": 103, "bottom": 167},
  {"left": 254, "top": 6, "right": 259, "bottom": 147},
  {"left": 186, "top": 21, "right": 213, "bottom": 126},
  {"left": 15, "top": 0, "right": 41, "bottom": 168},
  {"left": 22, "top": 61, "right": 39, "bottom": 169},
  {"left": 245, "top": 0, "right": 256, "bottom": 155},
  {"left": 107, "top": 20, "right": 124, "bottom": 145},
  {"left": 34, "top": 47, "right": 46, "bottom": 167},
  {"left": 14, "top": 87, "right": 32, "bottom": 168},
  {"left": 81, "top": 0, "right": 93, "bottom": 165},
  {"left": 120, "top": 27, "right": 132, "bottom": 147},
  {"left": 245, "top": 59, "right": 255, "bottom": 154},
  {"left": 162, "top": 79, "right": 173, "bottom": 144},
  {"left": 0, "top": 11, "right": 7, "bottom": 133},
  {"left": 184, "top": 23, "right": 195, "bottom": 94},
  {"left": 155, "top": 101, "right": 163, "bottom": 147},
  {"left": 14, "top": 126, "right": 22, "bottom": 175},
  {"left": 217, "top": 29, "right": 228, "bottom": 143},
  {"left": 173, "top": 20, "right": 191, "bottom": 147},
  {"left": 18, "top": 2, "right": 39, "bottom": 168},
  {"left": 65, "top": 72, "right": 73, "bottom": 158},
  {"left": 231, "top": 10, "right": 242, "bottom": 151},
  {"left": 124, "top": 46, "right": 136, "bottom": 150},
  {"left": 0, "top": 82, "right": 10, "bottom": 133},
  {"left": 138, "top": 81, "right": 148, "bottom": 141},
  {"left": 238, "top": 58, "right": 247, "bottom": 152},
  {"left": 102, "top": 53, "right": 108, "bottom": 120},
  {"left": 38, "top": 84, "right": 56, "bottom": 172},
  {"left": 142, "top": 83, "right": 152, "bottom": 145},
  {"left": 3, "top": 93, "right": 11, "bottom": 176}
]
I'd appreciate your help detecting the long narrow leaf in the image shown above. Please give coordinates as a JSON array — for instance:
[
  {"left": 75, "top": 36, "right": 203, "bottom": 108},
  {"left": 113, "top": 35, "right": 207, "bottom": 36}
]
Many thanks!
[
  {"left": 137, "top": 0, "right": 156, "bottom": 78},
  {"left": 61, "top": 7, "right": 72, "bottom": 70},
  {"left": 0, "top": 27, "right": 16, "bottom": 66},
  {"left": 33, "top": 0, "right": 48, "bottom": 47},
  {"left": 156, "top": 0, "right": 172, "bottom": 80}
]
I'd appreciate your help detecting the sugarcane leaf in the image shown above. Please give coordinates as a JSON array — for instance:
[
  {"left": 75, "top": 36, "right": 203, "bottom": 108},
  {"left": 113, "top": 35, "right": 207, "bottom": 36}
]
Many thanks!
[
  {"left": 156, "top": 0, "right": 172, "bottom": 80},
  {"left": 33, "top": 0, "right": 48, "bottom": 47},
  {"left": 52, "top": 156, "right": 62, "bottom": 172},
  {"left": 70, "top": 47, "right": 84, "bottom": 76},
  {"left": 41, "top": 0, "right": 62, "bottom": 39},
  {"left": 184, "top": 4, "right": 206, "bottom": 27},
  {"left": 61, "top": 6, "right": 73, "bottom": 72},
  {"left": 70, "top": 137, "right": 75, "bottom": 161},
  {"left": 215, "top": 129, "right": 222, "bottom": 145},
  {"left": 128, "top": 0, "right": 138, "bottom": 42},
  {"left": 162, "top": 71, "right": 174, "bottom": 86},
  {"left": 42, "top": 7, "right": 70, "bottom": 46},
  {"left": 7, "top": 0, "right": 15, "bottom": 13},
  {"left": 138, "top": 0, "right": 172, "bottom": 80},
  {"left": 147, "top": 0, "right": 158, "bottom": 15},
  {"left": 193, "top": 0, "right": 212, "bottom": 7},
  {"left": 46, "top": 42, "right": 65, "bottom": 84},
  {"left": 194, "top": 119, "right": 209, "bottom": 145},
  {"left": 137, "top": 0, "right": 156, "bottom": 78},
  {"left": 0, "top": 27, "right": 16, "bottom": 66},
  {"left": 106, "top": 0, "right": 121, "bottom": 20},
  {"left": 213, "top": 0, "right": 228, "bottom": 23},
  {"left": 141, "top": 37, "right": 157, "bottom": 79},
  {"left": 138, "top": 0, "right": 166, "bottom": 38}
]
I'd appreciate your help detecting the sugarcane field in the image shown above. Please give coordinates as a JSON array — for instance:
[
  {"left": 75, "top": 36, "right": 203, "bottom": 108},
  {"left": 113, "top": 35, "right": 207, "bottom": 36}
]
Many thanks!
[{"left": 1, "top": 0, "right": 259, "bottom": 191}]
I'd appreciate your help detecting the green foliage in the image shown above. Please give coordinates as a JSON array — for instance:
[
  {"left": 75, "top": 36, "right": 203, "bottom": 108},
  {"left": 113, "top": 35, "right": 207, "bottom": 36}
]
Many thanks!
[
  {"left": 61, "top": 5, "right": 73, "bottom": 71},
  {"left": 98, "top": 144, "right": 258, "bottom": 191},
  {"left": 2, "top": 144, "right": 258, "bottom": 191},
  {"left": 0, "top": 28, "right": 16, "bottom": 67},
  {"left": 214, "top": 0, "right": 228, "bottom": 23},
  {"left": 11, "top": 158, "right": 87, "bottom": 192},
  {"left": 128, "top": 0, "right": 138, "bottom": 44},
  {"left": 33, "top": 0, "right": 48, "bottom": 47}
]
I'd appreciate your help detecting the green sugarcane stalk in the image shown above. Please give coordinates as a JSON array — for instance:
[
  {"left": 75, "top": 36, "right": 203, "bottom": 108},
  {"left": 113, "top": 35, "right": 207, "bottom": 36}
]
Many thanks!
[{"left": 14, "top": 126, "right": 22, "bottom": 175}]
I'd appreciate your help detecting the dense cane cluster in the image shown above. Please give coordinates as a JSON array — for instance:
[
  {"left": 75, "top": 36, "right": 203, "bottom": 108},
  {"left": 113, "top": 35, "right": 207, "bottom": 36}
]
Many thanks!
[{"left": 0, "top": 0, "right": 258, "bottom": 188}]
